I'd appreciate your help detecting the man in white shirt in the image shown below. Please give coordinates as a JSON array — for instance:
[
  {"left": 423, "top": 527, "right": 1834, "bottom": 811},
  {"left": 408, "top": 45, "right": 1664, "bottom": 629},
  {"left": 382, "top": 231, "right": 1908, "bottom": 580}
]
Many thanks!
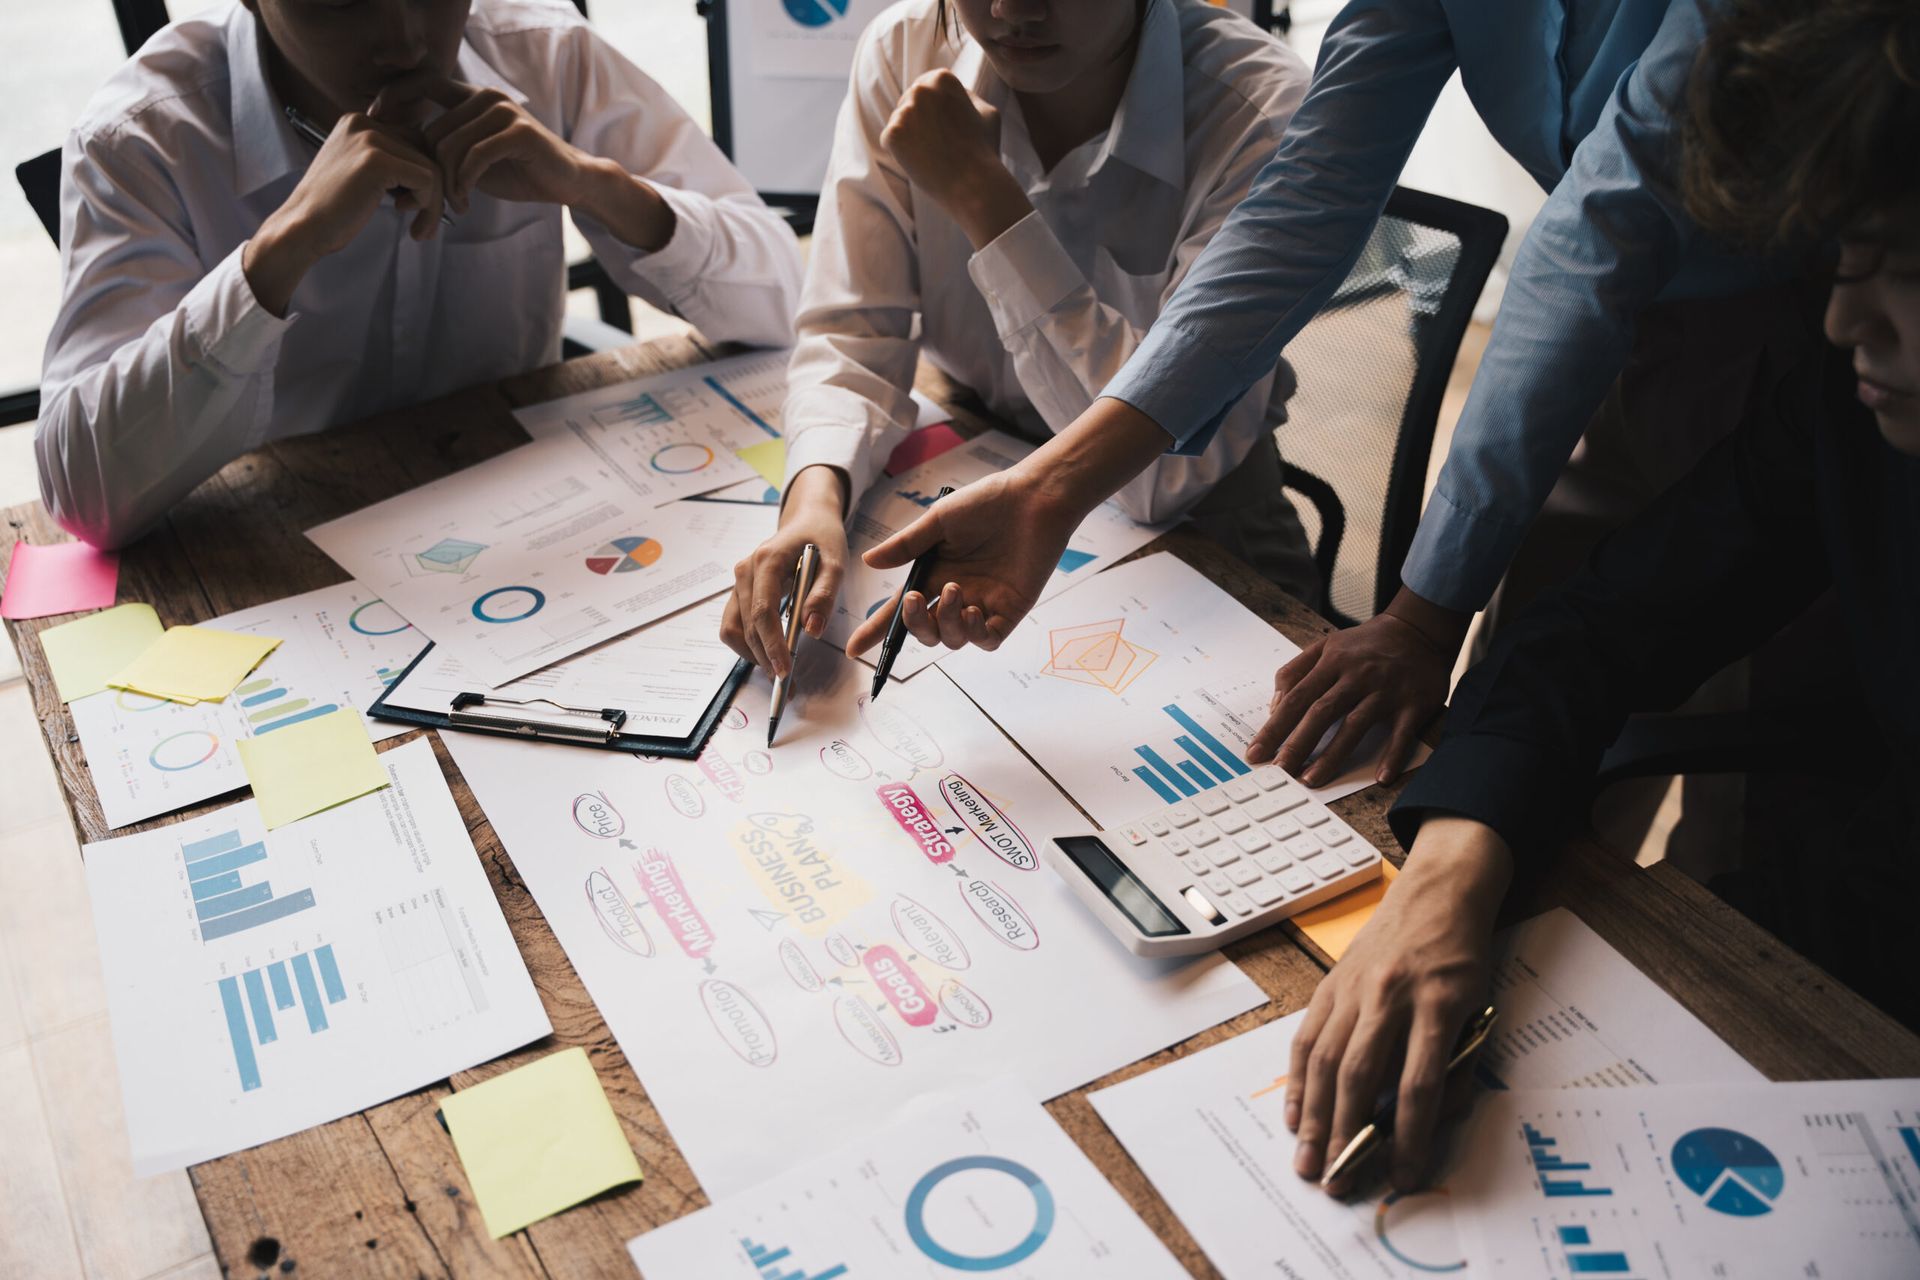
[
  {"left": 724, "top": 0, "right": 1314, "bottom": 672},
  {"left": 38, "top": 0, "right": 804, "bottom": 548}
]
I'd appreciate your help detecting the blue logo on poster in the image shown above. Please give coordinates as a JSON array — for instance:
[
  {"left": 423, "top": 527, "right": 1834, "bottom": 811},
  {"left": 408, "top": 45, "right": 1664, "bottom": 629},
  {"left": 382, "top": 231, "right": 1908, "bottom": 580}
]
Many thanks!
[
  {"left": 904, "top": 1155, "right": 1054, "bottom": 1271},
  {"left": 1671, "top": 1127, "right": 1785, "bottom": 1217},
  {"left": 784, "top": 0, "right": 849, "bottom": 28}
]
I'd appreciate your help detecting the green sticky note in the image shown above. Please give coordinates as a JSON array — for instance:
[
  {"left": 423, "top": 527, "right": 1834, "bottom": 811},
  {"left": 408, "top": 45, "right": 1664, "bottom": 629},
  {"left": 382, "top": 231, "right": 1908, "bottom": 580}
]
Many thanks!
[
  {"left": 39, "top": 603, "right": 163, "bottom": 702},
  {"left": 235, "top": 708, "right": 390, "bottom": 830},
  {"left": 110, "top": 624, "right": 281, "bottom": 703},
  {"left": 737, "top": 439, "right": 787, "bottom": 489},
  {"left": 440, "top": 1047, "right": 643, "bottom": 1238}
]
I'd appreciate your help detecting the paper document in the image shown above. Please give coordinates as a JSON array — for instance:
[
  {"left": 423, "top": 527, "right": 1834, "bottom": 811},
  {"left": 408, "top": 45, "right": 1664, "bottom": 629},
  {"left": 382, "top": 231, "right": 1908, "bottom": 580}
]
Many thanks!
[
  {"left": 943, "top": 553, "right": 1425, "bottom": 823},
  {"left": 628, "top": 1077, "right": 1186, "bottom": 1278},
  {"left": 235, "top": 708, "right": 389, "bottom": 829},
  {"left": 743, "top": 0, "right": 896, "bottom": 81},
  {"left": 444, "top": 649, "right": 1265, "bottom": 1197},
  {"left": 441, "top": 1047, "right": 643, "bottom": 1238},
  {"left": 82, "top": 737, "right": 550, "bottom": 1176},
  {"left": 41, "top": 603, "right": 162, "bottom": 702},
  {"left": 1089, "top": 910, "right": 1762, "bottom": 1279},
  {"left": 515, "top": 348, "right": 791, "bottom": 503},
  {"left": 111, "top": 624, "right": 281, "bottom": 704},
  {"left": 1455, "top": 1079, "right": 1920, "bottom": 1278},
  {"left": 833, "top": 431, "right": 1169, "bottom": 680},
  {"left": 307, "top": 430, "right": 775, "bottom": 686},
  {"left": 1, "top": 540, "right": 118, "bottom": 618},
  {"left": 380, "top": 596, "right": 738, "bottom": 740},
  {"left": 69, "top": 583, "right": 427, "bottom": 829}
]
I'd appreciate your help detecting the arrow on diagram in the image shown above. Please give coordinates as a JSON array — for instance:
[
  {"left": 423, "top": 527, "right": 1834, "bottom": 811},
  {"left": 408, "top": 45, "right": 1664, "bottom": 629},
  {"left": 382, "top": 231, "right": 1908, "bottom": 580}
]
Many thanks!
[{"left": 747, "top": 908, "right": 786, "bottom": 931}]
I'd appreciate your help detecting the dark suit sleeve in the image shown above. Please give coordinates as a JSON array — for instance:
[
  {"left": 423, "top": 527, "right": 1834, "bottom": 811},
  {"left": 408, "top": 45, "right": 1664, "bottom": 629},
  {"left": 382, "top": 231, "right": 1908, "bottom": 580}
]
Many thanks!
[{"left": 1389, "top": 375, "right": 1833, "bottom": 858}]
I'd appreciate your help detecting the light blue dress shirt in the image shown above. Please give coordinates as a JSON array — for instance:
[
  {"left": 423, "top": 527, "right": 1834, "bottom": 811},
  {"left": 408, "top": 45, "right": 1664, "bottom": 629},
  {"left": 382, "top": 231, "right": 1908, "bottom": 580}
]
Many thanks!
[{"left": 1103, "top": 0, "right": 1773, "bottom": 612}]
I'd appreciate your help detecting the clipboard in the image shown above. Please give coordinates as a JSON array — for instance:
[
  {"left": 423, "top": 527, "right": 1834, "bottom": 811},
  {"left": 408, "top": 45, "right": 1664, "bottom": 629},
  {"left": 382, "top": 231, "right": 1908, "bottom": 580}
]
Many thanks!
[{"left": 369, "top": 642, "right": 752, "bottom": 758}]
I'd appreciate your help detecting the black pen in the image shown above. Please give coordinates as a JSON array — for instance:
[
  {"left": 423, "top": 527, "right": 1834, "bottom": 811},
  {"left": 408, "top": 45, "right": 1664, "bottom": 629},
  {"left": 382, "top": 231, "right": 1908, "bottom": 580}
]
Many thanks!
[
  {"left": 868, "top": 485, "right": 955, "bottom": 700},
  {"left": 1320, "top": 1005, "right": 1499, "bottom": 1189},
  {"left": 283, "top": 105, "right": 456, "bottom": 228}
]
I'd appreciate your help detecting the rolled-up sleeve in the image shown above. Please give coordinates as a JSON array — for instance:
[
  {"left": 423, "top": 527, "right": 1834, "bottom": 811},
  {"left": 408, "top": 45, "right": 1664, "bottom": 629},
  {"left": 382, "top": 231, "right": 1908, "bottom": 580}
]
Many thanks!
[
  {"left": 1100, "top": 0, "right": 1457, "bottom": 455},
  {"left": 37, "top": 128, "right": 295, "bottom": 549}
]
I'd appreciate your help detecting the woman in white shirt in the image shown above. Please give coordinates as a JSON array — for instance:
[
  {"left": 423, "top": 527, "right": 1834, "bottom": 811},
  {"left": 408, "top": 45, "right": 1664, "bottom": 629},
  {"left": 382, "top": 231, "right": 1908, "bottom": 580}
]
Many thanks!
[
  {"left": 722, "top": 0, "right": 1314, "bottom": 672},
  {"left": 38, "top": 0, "right": 803, "bottom": 549}
]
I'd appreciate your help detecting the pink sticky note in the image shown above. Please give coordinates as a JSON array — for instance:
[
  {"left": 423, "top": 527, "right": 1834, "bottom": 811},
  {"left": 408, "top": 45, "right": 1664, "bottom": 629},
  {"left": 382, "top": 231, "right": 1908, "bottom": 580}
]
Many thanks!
[
  {"left": 0, "top": 542, "right": 121, "bottom": 620},
  {"left": 884, "top": 422, "right": 967, "bottom": 477}
]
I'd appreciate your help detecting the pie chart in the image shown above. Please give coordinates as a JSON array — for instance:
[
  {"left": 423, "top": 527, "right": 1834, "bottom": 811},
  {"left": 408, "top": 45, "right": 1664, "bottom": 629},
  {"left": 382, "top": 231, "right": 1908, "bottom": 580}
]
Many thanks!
[
  {"left": 585, "top": 536, "right": 664, "bottom": 575},
  {"left": 784, "top": 0, "right": 849, "bottom": 27},
  {"left": 1671, "top": 1127, "right": 1784, "bottom": 1217}
]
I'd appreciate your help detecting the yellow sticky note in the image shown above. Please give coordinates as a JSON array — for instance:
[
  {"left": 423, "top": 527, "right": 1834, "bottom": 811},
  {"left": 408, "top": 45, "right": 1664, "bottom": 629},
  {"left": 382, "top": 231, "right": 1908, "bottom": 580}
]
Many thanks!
[
  {"left": 1291, "top": 860, "right": 1398, "bottom": 963},
  {"left": 39, "top": 603, "right": 163, "bottom": 702},
  {"left": 440, "top": 1047, "right": 643, "bottom": 1238},
  {"left": 235, "top": 708, "right": 390, "bottom": 830},
  {"left": 110, "top": 624, "right": 281, "bottom": 703},
  {"left": 737, "top": 439, "right": 787, "bottom": 489}
]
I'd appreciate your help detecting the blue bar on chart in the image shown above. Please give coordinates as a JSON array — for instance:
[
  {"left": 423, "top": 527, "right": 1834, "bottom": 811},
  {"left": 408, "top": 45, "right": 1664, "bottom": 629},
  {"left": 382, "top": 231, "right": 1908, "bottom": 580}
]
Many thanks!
[
  {"left": 1568, "top": 1255, "right": 1630, "bottom": 1274},
  {"left": 1558, "top": 1227, "right": 1591, "bottom": 1246},
  {"left": 1900, "top": 1126, "right": 1920, "bottom": 1168},
  {"left": 705, "top": 376, "right": 780, "bottom": 438},
  {"left": 188, "top": 841, "right": 266, "bottom": 879},
  {"left": 190, "top": 870, "right": 242, "bottom": 901},
  {"left": 1526, "top": 1122, "right": 1613, "bottom": 1197},
  {"left": 183, "top": 830, "right": 243, "bottom": 862},
  {"left": 242, "top": 968, "right": 277, "bottom": 1044},
  {"left": 199, "top": 888, "right": 317, "bottom": 942},
  {"left": 218, "top": 976, "right": 262, "bottom": 1092},
  {"left": 291, "top": 952, "right": 329, "bottom": 1033},
  {"left": 739, "top": 1237, "right": 846, "bottom": 1280},
  {"left": 1163, "top": 705, "right": 1250, "bottom": 776},
  {"left": 267, "top": 961, "right": 295, "bottom": 1009},
  {"left": 1135, "top": 746, "right": 1196, "bottom": 798},
  {"left": 1128, "top": 704, "right": 1255, "bottom": 805},
  {"left": 314, "top": 944, "right": 347, "bottom": 1004},
  {"left": 1535, "top": 1153, "right": 1592, "bottom": 1171},
  {"left": 196, "top": 881, "right": 272, "bottom": 921}
]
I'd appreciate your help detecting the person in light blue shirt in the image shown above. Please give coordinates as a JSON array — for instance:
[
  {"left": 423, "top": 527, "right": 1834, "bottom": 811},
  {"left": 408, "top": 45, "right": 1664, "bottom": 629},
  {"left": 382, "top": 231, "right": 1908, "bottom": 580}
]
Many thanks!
[{"left": 845, "top": 0, "right": 1805, "bottom": 785}]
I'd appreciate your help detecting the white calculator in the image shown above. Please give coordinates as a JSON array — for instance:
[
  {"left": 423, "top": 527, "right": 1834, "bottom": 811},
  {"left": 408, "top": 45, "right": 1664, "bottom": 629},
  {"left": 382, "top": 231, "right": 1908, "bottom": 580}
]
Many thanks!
[{"left": 1044, "top": 764, "right": 1384, "bottom": 956}]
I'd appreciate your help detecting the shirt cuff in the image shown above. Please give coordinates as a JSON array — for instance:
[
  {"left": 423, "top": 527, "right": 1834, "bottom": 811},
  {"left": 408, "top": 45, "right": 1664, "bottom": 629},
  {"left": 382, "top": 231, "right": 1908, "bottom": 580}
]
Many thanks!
[
  {"left": 782, "top": 422, "right": 872, "bottom": 495},
  {"left": 1387, "top": 732, "right": 1576, "bottom": 860},
  {"left": 187, "top": 245, "right": 296, "bottom": 381},
  {"left": 967, "top": 211, "right": 1085, "bottom": 341},
  {"left": 589, "top": 181, "right": 716, "bottom": 305},
  {"left": 1102, "top": 318, "right": 1246, "bottom": 458},
  {"left": 1398, "top": 484, "right": 1530, "bottom": 613}
]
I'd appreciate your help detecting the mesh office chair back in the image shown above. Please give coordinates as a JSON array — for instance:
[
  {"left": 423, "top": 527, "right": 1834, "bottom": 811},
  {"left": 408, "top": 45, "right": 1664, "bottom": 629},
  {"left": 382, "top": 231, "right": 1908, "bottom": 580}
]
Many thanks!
[{"left": 1277, "top": 186, "right": 1507, "bottom": 626}]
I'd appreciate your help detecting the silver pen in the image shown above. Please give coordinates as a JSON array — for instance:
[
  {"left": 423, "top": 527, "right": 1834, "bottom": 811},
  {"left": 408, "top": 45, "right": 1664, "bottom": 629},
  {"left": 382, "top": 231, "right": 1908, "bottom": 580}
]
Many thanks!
[{"left": 283, "top": 105, "right": 455, "bottom": 228}]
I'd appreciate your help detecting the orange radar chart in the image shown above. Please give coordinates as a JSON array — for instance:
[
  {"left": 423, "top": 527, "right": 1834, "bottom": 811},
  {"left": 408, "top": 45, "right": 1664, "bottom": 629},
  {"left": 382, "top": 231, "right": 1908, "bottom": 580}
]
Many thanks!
[{"left": 1039, "top": 618, "right": 1158, "bottom": 694}]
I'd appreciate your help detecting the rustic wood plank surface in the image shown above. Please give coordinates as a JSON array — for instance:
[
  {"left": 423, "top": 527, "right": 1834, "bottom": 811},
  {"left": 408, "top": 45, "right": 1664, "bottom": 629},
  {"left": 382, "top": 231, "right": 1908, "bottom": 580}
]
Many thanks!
[{"left": 6, "top": 339, "right": 1918, "bottom": 1279}]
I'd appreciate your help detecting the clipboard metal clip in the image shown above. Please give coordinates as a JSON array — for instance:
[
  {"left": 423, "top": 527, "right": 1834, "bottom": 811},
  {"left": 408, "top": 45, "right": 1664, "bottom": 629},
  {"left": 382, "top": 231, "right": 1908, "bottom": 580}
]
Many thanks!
[{"left": 448, "top": 692, "right": 630, "bottom": 744}]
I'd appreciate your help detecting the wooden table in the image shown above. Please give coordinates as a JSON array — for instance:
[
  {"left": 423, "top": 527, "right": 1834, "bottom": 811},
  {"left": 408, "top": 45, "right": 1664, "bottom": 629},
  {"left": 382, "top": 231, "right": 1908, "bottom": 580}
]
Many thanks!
[{"left": 6, "top": 337, "right": 1918, "bottom": 1279}]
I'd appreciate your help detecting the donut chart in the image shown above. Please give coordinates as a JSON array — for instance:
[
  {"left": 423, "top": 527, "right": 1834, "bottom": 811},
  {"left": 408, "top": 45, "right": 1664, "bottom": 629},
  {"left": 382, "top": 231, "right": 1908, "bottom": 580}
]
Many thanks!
[
  {"left": 471, "top": 586, "right": 546, "bottom": 624},
  {"left": 649, "top": 443, "right": 716, "bottom": 474},
  {"left": 903, "top": 1155, "right": 1054, "bottom": 1270},
  {"left": 784, "top": 0, "right": 849, "bottom": 26},
  {"left": 585, "top": 536, "right": 664, "bottom": 575},
  {"left": 150, "top": 730, "right": 220, "bottom": 772},
  {"left": 347, "top": 599, "right": 412, "bottom": 636}
]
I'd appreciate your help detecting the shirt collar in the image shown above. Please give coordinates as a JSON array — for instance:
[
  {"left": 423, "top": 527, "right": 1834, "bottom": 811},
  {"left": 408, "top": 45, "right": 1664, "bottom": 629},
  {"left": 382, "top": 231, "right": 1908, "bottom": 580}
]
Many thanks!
[
  {"left": 227, "top": 6, "right": 528, "bottom": 199},
  {"left": 947, "top": 0, "right": 1185, "bottom": 191}
]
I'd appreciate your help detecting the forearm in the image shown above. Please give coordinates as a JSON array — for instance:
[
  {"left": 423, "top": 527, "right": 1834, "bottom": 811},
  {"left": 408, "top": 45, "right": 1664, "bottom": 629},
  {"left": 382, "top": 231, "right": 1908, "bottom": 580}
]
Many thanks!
[
  {"left": 1011, "top": 397, "right": 1177, "bottom": 523},
  {"left": 571, "top": 155, "right": 675, "bottom": 253}
]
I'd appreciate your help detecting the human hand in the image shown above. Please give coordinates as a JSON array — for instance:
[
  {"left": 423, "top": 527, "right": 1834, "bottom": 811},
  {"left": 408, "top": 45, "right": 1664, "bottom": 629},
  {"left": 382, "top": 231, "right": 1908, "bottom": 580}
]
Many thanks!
[
  {"left": 245, "top": 114, "right": 446, "bottom": 314},
  {"left": 881, "top": 70, "right": 1030, "bottom": 249},
  {"left": 1286, "top": 818, "right": 1512, "bottom": 1195},
  {"left": 844, "top": 468, "right": 1078, "bottom": 657},
  {"left": 721, "top": 466, "right": 850, "bottom": 676},
  {"left": 367, "top": 75, "right": 588, "bottom": 213},
  {"left": 1248, "top": 586, "right": 1467, "bottom": 786}
]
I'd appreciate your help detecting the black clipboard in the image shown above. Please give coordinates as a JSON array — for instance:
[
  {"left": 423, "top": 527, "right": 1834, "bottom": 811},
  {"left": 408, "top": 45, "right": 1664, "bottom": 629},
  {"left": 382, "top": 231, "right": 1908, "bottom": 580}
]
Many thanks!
[{"left": 369, "top": 642, "right": 751, "bottom": 758}]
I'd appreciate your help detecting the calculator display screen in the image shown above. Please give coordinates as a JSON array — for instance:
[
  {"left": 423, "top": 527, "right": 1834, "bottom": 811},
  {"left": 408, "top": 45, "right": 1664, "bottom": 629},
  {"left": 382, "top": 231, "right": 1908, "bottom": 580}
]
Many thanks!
[{"left": 1054, "top": 837, "right": 1190, "bottom": 937}]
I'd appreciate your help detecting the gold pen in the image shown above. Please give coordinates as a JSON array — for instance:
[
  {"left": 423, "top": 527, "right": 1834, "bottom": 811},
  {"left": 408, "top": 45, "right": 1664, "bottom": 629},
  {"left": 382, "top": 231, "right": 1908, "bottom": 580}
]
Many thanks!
[
  {"left": 765, "top": 543, "right": 819, "bottom": 747},
  {"left": 1320, "top": 1004, "right": 1499, "bottom": 1189}
]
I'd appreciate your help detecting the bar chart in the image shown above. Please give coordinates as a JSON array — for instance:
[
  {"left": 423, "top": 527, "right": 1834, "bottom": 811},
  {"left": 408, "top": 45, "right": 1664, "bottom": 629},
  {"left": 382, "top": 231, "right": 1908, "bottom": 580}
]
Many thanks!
[
  {"left": 182, "top": 829, "right": 316, "bottom": 942},
  {"left": 1524, "top": 1121, "right": 1614, "bottom": 1197},
  {"left": 218, "top": 945, "right": 348, "bottom": 1092},
  {"left": 739, "top": 1237, "right": 845, "bottom": 1280},
  {"left": 1129, "top": 703, "right": 1252, "bottom": 804},
  {"left": 1555, "top": 1225, "right": 1635, "bottom": 1275},
  {"left": 234, "top": 674, "right": 340, "bottom": 735}
]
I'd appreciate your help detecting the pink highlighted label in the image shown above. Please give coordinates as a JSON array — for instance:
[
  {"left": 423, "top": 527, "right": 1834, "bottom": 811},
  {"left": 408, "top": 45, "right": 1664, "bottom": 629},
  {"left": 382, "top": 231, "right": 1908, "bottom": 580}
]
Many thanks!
[
  {"left": 698, "top": 753, "right": 746, "bottom": 803},
  {"left": 778, "top": 937, "right": 823, "bottom": 992},
  {"left": 585, "top": 869, "right": 653, "bottom": 957},
  {"left": 833, "top": 993, "right": 904, "bottom": 1066},
  {"left": 938, "top": 979, "right": 993, "bottom": 1028},
  {"left": 819, "top": 739, "right": 873, "bottom": 780},
  {"left": 890, "top": 896, "right": 971, "bottom": 970},
  {"left": 663, "top": 774, "right": 704, "bottom": 819},
  {"left": 939, "top": 773, "right": 1036, "bottom": 871},
  {"left": 572, "top": 791, "right": 624, "bottom": 839},
  {"left": 633, "top": 849, "right": 716, "bottom": 957},
  {"left": 700, "top": 980, "right": 777, "bottom": 1067},
  {"left": 958, "top": 878, "right": 1039, "bottom": 950},
  {"left": 863, "top": 944, "right": 937, "bottom": 1027},
  {"left": 876, "top": 783, "right": 955, "bottom": 864}
]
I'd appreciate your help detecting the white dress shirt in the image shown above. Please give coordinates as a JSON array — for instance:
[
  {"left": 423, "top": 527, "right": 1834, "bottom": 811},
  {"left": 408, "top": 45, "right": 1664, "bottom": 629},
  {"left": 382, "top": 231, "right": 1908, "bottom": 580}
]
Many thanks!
[
  {"left": 782, "top": 0, "right": 1309, "bottom": 526},
  {"left": 38, "top": 0, "right": 804, "bottom": 548}
]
